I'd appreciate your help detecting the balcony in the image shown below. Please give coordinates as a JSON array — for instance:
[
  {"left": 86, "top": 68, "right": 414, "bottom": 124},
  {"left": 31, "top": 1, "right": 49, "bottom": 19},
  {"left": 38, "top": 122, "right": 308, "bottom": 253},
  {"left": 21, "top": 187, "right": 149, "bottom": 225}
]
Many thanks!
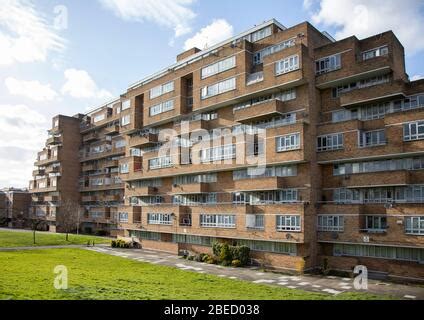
[
  {"left": 193, "top": 204, "right": 253, "bottom": 215},
  {"left": 81, "top": 195, "right": 97, "bottom": 202},
  {"left": 44, "top": 195, "right": 59, "bottom": 202},
  {"left": 31, "top": 195, "right": 43, "bottom": 202},
  {"left": 80, "top": 147, "right": 125, "bottom": 162},
  {"left": 128, "top": 133, "right": 158, "bottom": 148},
  {"left": 233, "top": 177, "right": 285, "bottom": 192},
  {"left": 104, "top": 124, "right": 120, "bottom": 135},
  {"left": 316, "top": 55, "right": 395, "bottom": 89},
  {"left": 341, "top": 170, "right": 411, "bottom": 188},
  {"left": 35, "top": 155, "right": 59, "bottom": 166},
  {"left": 104, "top": 194, "right": 122, "bottom": 202},
  {"left": 46, "top": 136, "right": 62, "bottom": 146},
  {"left": 82, "top": 163, "right": 97, "bottom": 172},
  {"left": 83, "top": 132, "right": 99, "bottom": 143},
  {"left": 340, "top": 80, "right": 406, "bottom": 107},
  {"left": 171, "top": 183, "right": 210, "bottom": 194},
  {"left": 246, "top": 71, "right": 264, "bottom": 86},
  {"left": 45, "top": 166, "right": 60, "bottom": 174},
  {"left": 175, "top": 119, "right": 211, "bottom": 135},
  {"left": 32, "top": 169, "right": 45, "bottom": 176},
  {"left": 234, "top": 99, "right": 285, "bottom": 123},
  {"left": 79, "top": 183, "right": 124, "bottom": 192},
  {"left": 103, "top": 160, "right": 119, "bottom": 168},
  {"left": 126, "top": 186, "right": 157, "bottom": 197}
]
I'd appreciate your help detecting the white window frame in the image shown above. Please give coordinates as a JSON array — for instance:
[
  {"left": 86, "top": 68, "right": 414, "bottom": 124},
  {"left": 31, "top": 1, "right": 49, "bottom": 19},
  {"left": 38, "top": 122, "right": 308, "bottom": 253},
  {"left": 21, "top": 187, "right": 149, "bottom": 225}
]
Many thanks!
[
  {"left": 359, "top": 129, "right": 386, "bottom": 148},
  {"left": 276, "top": 133, "right": 300, "bottom": 152},
  {"left": 404, "top": 121, "right": 424, "bottom": 141},
  {"left": 317, "top": 215, "right": 344, "bottom": 232},
  {"left": 150, "top": 81, "right": 174, "bottom": 99},
  {"left": 317, "top": 133, "right": 344, "bottom": 152},
  {"left": 147, "top": 213, "right": 173, "bottom": 225},
  {"left": 201, "top": 77, "right": 236, "bottom": 99},
  {"left": 200, "top": 214, "right": 236, "bottom": 228},
  {"left": 121, "top": 114, "right": 131, "bottom": 126},
  {"left": 405, "top": 216, "right": 424, "bottom": 235},
  {"left": 362, "top": 45, "right": 389, "bottom": 61},
  {"left": 276, "top": 215, "right": 301, "bottom": 232},
  {"left": 275, "top": 55, "right": 299, "bottom": 75},
  {"left": 149, "top": 99, "right": 174, "bottom": 116},
  {"left": 315, "top": 53, "right": 341, "bottom": 75},
  {"left": 201, "top": 56, "right": 236, "bottom": 79}
]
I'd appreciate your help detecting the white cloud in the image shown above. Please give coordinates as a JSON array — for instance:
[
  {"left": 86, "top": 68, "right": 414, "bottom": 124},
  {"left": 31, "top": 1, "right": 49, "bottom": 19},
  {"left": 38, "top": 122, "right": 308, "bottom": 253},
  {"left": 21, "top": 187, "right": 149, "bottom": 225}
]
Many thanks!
[
  {"left": 5, "top": 77, "right": 58, "bottom": 101},
  {"left": 184, "top": 19, "right": 234, "bottom": 50},
  {"left": 0, "top": 0, "right": 65, "bottom": 66},
  {"left": 0, "top": 104, "right": 48, "bottom": 187},
  {"left": 98, "top": 0, "right": 196, "bottom": 37},
  {"left": 61, "top": 68, "right": 113, "bottom": 100},
  {"left": 411, "top": 75, "right": 424, "bottom": 81},
  {"left": 306, "top": 0, "right": 424, "bottom": 55}
]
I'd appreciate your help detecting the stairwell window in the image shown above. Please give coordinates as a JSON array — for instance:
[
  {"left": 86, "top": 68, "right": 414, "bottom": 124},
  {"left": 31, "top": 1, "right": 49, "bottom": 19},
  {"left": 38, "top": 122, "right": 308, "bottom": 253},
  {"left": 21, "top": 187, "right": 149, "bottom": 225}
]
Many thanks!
[
  {"left": 121, "top": 114, "right": 131, "bottom": 126},
  {"left": 317, "top": 215, "right": 344, "bottom": 232},
  {"left": 276, "top": 133, "right": 300, "bottom": 152},
  {"left": 150, "top": 99, "right": 174, "bottom": 116},
  {"left": 201, "top": 56, "right": 236, "bottom": 79},
  {"left": 404, "top": 121, "right": 424, "bottom": 141},
  {"left": 362, "top": 45, "right": 389, "bottom": 61},
  {"left": 150, "top": 81, "right": 174, "bottom": 99},
  {"left": 359, "top": 130, "right": 386, "bottom": 148},
  {"left": 276, "top": 215, "right": 301, "bottom": 232},
  {"left": 317, "top": 133, "right": 343, "bottom": 152},
  {"left": 405, "top": 216, "right": 424, "bottom": 235},
  {"left": 201, "top": 77, "right": 236, "bottom": 99},
  {"left": 315, "top": 53, "right": 341, "bottom": 75},
  {"left": 275, "top": 55, "right": 299, "bottom": 75}
]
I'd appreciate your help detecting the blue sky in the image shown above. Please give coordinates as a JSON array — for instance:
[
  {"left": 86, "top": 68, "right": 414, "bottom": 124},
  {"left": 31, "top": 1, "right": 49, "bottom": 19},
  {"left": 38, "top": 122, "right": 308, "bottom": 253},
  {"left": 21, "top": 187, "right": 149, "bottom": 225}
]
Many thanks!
[{"left": 1, "top": 0, "right": 424, "bottom": 188}]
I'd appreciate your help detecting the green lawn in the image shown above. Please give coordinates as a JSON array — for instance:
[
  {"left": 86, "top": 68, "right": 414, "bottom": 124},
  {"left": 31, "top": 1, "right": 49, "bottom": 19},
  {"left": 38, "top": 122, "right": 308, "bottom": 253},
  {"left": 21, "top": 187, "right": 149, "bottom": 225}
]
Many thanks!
[
  {"left": 0, "top": 230, "right": 111, "bottom": 247},
  {"left": 0, "top": 248, "right": 389, "bottom": 300}
]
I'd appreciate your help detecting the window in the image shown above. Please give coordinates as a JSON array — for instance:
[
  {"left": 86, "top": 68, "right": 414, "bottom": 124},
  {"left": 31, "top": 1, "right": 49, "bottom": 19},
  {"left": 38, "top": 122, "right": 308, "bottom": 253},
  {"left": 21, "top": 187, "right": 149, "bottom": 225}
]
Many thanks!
[
  {"left": 334, "top": 244, "right": 423, "bottom": 263},
  {"left": 275, "top": 55, "right": 299, "bottom": 75},
  {"left": 201, "top": 56, "right": 236, "bottom": 79},
  {"left": 119, "top": 163, "right": 129, "bottom": 174},
  {"left": 318, "top": 215, "right": 344, "bottom": 232},
  {"left": 232, "top": 192, "right": 248, "bottom": 204},
  {"left": 93, "top": 113, "right": 105, "bottom": 123},
  {"left": 333, "top": 188, "right": 360, "bottom": 204},
  {"left": 149, "top": 156, "right": 173, "bottom": 170},
  {"left": 149, "top": 99, "right": 174, "bottom": 116},
  {"left": 246, "top": 214, "right": 265, "bottom": 230},
  {"left": 276, "top": 133, "right": 300, "bottom": 152},
  {"left": 172, "top": 234, "right": 213, "bottom": 246},
  {"left": 276, "top": 215, "right": 301, "bottom": 232},
  {"left": 147, "top": 213, "right": 173, "bottom": 225},
  {"left": 253, "top": 38, "right": 296, "bottom": 65},
  {"left": 121, "top": 114, "right": 131, "bottom": 126},
  {"left": 404, "top": 121, "right": 424, "bottom": 141},
  {"left": 118, "top": 212, "right": 128, "bottom": 222},
  {"left": 360, "top": 102, "right": 390, "bottom": 120},
  {"left": 233, "top": 89, "right": 296, "bottom": 113},
  {"left": 115, "top": 139, "right": 126, "bottom": 148},
  {"left": 53, "top": 119, "right": 59, "bottom": 127},
  {"left": 121, "top": 99, "right": 131, "bottom": 111},
  {"left": 317, "top": 133, "right": 343, "bottom": 152},
  {"left": 405, "top": 216, "right": 424, "bottom": 235},
  {"left": 362, "top": 46, "right": 389, "bottom": 61},
  {"left": 251, "top": 26, "right": 272, "bottom": 42},
  {"left": 237, "top": 239, "right": 297, "bottom": 255},
  {"left": 365, "top": 216, "right": 387, "bottom": 232},
  {"left": 394, "top": 95, "right": 424, "bottom": 112},
  {"left": 173, "top": 173, "right": 217, "bottom": 185},
  {"left": 150, "top": 81, "right": 174, "bottom": 99},
  {"left": 332, "top": 109, "right": 357, "bottom": 123},
  {"left": 201, "top": 77, "right": 236, "bottom": 99},
  {"left": 200, "top": 214, "right": 236, "bottom": 228},
  {"left": 315, "top": 54, "right": 341, "bottom": 75},
  {"left": 359, "top": 130, "right": 386, "bottom": 148},
  {"left": 233, "top": 165, "right": 297, "bottom": 180},
  {"left": 332, "top": 75, "right": 390, "bottom": 98},
  {"left": 201, "top": 144, "right": 236, "bottom": 162}
]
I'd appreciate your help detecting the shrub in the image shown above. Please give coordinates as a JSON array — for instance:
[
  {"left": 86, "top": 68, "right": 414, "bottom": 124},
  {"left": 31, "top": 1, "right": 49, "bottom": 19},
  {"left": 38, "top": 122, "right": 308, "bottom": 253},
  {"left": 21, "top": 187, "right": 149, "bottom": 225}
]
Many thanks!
[
  {"left": 230, "top": 245, "right": 250, "bottom": 266},
  {"left": 206, "top": 257, "right": 216, "bottom": 264},
  {"left": 219, "top": 243, "right": 232, "bottom": 264},
  {"left": 231, "top": 259, "right": 242, "bottom": 268},
  {"left": 111, "top": 240, "right": 117, "bottom": 248},
  {"left": 212, "top": 242, "right": 251, "bottom": 267},
  {"left": 96, "top": 230, "right": 108, "bottom": 236},
  {"left": 201, "top": 254, "right": 210, "bottom": 263},
  {"left": 187, "top": 255, "right": 195, "bottom": 261}
]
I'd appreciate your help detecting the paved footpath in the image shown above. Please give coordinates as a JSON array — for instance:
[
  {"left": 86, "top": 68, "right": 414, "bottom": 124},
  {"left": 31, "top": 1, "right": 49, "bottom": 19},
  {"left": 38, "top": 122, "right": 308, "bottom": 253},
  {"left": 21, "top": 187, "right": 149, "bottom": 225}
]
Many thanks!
[{"left": 85, "top": 245, "right": 424, "bottom": 300}]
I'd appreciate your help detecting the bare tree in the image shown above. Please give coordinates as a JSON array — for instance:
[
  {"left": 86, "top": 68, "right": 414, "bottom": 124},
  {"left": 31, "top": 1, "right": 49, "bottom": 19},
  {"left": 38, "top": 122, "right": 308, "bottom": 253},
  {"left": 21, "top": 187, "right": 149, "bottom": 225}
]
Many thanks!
[
  {"left": 29, "top": 217, "right": 47, "bottom": 245},
  {"left": 56, "top": 199, "right": 82, "bottom": 241}
]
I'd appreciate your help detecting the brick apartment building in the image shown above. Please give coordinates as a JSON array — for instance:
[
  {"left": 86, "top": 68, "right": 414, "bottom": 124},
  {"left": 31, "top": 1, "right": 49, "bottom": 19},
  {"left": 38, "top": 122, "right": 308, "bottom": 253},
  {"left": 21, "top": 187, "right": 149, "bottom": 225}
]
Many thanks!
[
  {"left": 0, "top": 188, "right": 31, "bottom": 228},
  {"left": 29, "top": 19, "right": 423, "bottom": 281}
]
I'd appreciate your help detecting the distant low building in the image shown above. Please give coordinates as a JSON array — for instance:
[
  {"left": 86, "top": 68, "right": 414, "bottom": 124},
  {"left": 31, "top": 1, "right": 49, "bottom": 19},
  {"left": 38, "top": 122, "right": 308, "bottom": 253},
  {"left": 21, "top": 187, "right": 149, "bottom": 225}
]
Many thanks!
[{"left": 0, "top": 188, "right": 31, "bottom": 228}]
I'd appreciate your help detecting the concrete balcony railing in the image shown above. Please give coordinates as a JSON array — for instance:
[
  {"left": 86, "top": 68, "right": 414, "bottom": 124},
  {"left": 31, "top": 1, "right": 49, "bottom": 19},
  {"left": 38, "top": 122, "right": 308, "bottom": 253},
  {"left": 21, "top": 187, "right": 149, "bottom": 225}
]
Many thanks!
[
  {"left": 35, "top": 155, "right": 59, "bottom": 166},
  {"left": 104, "top": 124, "right": 120, "bottom": 135},
  {"left": 340, "top": 170, "right": 411, "bottom": 188},
  {"left": 80, "top": 147, "right": 125, "bottom": 162},
  {"left": 82, "top": 132, "right": 99, "bottom": 143},
  {"left": 103, "top": 160, "right": 119, "bottom": 168},
  {"left": 104, "top": 194, "right": 122, "bottom": 202},
  {"left": 44, "top": 195, "right": 59, "bottom": 202},
  {"left": 81, "top": 195, "right": 98, "bottom": 202},
  {"left": 128, "top": 133, "right": 158, "bottom": 148},
  {"left": 171, "top": 182, "right": 210, "bottom": 194},
  {"left": 125, "top": 186, "right": 157, "bottom": 197},
  {"left": 79, "top": 183, "right": 124, "bottom": 192},
  {"left": 32, "top": 169, "right": 45, "bottom": 176},
  {"left": 339, "top": 80, "right": 406, "bottom": 107},
  {"left": 233, "top": 177, "right": 285, "bottom": 192},
  {"left": 46, "top": 136, "right": 62, "bottom": 146},
  {"left": 82, "top": 163, "right": 97, "bottom": 172},
  {"left": 175, "top": 119, "right": 211, "bottom": 135},
  {"left": 233, "top": 99, "right": 285, "bottom": 123},
  {"left": 31, "top": 195, "right": 44, "bottom": 202}
]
